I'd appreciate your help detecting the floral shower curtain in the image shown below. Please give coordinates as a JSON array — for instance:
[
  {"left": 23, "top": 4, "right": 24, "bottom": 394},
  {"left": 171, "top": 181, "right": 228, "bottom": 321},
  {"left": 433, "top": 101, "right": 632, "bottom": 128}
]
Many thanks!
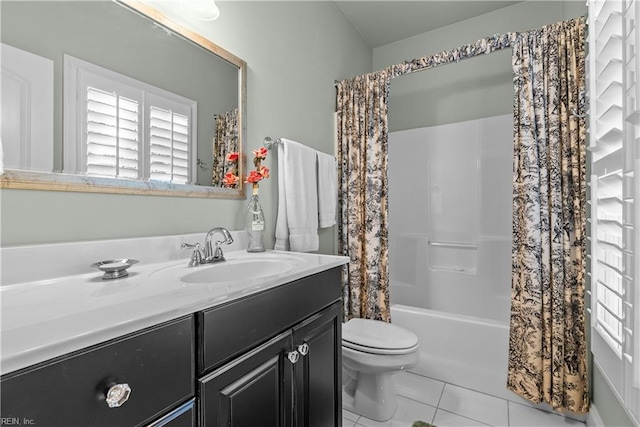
[
  {"left": 212, "top": 108, "right": 239, "bottom": 187},
  {"left": 336, "top": 71, "right": 391, "bottom": 322},
  {"left": 508, "top": 17, "right": 589, "bottom": 413}
]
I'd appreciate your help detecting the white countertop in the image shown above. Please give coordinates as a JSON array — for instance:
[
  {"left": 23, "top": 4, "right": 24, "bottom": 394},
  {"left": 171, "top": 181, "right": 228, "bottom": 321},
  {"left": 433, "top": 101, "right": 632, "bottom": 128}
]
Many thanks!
[{"left": 1, "top": 248, "right": 348, "bottom": 375}]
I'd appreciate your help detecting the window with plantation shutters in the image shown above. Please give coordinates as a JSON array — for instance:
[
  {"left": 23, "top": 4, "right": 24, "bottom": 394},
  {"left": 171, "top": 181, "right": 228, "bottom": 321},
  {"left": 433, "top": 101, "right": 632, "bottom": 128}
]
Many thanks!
[
  {"left": 588, "top": 0, "right": 640, "bottom": 423},
  {"left": 148, "top": 101, "right": 191, "bottom": 184},
  {"left": 64, "top": 55, "right": 197, "bottom": 184},
  {"left": 86, "top": 87, "right": 140, "bottom": 179}
]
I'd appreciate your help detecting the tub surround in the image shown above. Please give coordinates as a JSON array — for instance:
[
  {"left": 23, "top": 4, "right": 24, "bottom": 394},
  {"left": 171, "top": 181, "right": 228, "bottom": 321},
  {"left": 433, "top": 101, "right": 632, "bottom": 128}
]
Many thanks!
[{"left": 0, "top": 231, "right": 348, "bottom": 375}]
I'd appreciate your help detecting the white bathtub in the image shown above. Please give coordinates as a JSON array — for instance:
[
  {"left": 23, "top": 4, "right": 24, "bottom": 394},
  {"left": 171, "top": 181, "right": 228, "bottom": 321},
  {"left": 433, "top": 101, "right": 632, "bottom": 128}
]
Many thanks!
[{"left": 390, "top": 303, "right": 514, "bottom": 401}]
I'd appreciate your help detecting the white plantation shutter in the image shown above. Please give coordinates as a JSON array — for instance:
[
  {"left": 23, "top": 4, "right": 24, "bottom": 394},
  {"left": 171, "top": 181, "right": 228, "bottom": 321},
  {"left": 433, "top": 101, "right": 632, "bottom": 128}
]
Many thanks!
[
  {"left": 64, "top": 55, "right": 197, "bottom": 185},
  {"left": 149, "top": 106, "right": 190, "bottom": 184},
  {"left": 86, "top": 87, "right": 140, "bottom": 179},
  {"left": 588, "top": 0, "right": 640, "bottom": 423},
  {"left": 590, "top": 0, "right": 625, "bottom": 357}
]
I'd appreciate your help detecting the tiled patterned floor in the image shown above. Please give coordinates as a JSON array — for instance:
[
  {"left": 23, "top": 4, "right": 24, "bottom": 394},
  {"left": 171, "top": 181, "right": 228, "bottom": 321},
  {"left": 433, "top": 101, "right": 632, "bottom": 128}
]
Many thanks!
[{"left": 343, "top": 372, "right": 587, "bottom": 427}]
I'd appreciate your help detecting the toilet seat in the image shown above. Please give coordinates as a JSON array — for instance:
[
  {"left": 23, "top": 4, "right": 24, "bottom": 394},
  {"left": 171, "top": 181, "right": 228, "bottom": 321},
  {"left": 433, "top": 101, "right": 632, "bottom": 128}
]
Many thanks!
[{"left": 342, "top": 318, "right": 419, "bottom": 355}]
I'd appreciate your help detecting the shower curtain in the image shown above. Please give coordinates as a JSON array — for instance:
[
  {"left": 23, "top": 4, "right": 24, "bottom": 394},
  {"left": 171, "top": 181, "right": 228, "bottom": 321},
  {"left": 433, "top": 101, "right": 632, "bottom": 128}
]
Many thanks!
[
  {"left": 508, "top": 17, "right": 589, "bottom": 413},
  {"left": 212, "top": 108, "right": 239, "bottom": 187},
  {"left": 336, "top": 71, "right": 391, "bottom": 322},
  {"left": 335, "top": 18, "right": 589, "bottom": 412}
]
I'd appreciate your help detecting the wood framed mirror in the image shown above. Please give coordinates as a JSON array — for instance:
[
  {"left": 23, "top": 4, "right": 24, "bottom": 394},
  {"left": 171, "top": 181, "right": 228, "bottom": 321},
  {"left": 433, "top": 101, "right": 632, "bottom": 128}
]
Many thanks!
[{"left": 0, "top": 0, "right": 246, "bottom": 199}]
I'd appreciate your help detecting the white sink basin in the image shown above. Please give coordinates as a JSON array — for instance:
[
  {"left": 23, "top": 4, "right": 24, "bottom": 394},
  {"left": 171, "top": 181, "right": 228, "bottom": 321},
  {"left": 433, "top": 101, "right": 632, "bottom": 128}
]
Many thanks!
[
  {"left": 182, "top": 257, "right": 297, "bottom": 283},
  {"left": 151, "top": 252, "right": 303, "bottom": 284}
]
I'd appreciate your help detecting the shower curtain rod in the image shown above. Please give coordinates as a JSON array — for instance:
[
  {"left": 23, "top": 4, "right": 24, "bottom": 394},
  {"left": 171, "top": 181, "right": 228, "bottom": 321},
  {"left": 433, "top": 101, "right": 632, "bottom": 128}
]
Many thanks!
[
  {"left": 336, "top": 16, "right": 586, "bottom": 86},
  {"left": 334, "top": 32, "right": 516, "bottom": 86},
  {"left": 388, "top": 32, "right": 516, "bottom": 78}
]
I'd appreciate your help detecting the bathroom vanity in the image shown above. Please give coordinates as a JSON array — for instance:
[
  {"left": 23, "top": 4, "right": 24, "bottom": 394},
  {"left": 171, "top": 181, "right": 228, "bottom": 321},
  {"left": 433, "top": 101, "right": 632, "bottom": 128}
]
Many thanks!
[
  {"left": 0, "top": 235, "right": 347, "bottom": 427},
  {"left": 197, "top": 269, "right": 342, "bottom": 426}
]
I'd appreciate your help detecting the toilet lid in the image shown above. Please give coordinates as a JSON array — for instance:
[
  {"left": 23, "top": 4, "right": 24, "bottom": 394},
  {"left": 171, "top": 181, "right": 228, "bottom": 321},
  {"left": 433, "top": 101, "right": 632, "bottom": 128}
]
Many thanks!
[{"left": 342, "top": 318, "right": 419, "bottom": 354}]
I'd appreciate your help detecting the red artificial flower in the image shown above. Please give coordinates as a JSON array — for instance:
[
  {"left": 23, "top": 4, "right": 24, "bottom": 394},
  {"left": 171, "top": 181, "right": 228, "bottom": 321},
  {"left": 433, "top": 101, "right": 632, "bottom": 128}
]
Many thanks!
[
  {"left": 259, "top": 166, "right": 270, "bottom": 179},
  {"left": 252, "top": 147, "right": 268, "bottom": 160},
  {"left": 226, "top": 152, "right": 239, "bottom": 162},
  {"left": 245, "top": 170, "right": 263, "bottom": 184},
  {"left": 223, "top": 172, "right": 239, "bottom": 187}
]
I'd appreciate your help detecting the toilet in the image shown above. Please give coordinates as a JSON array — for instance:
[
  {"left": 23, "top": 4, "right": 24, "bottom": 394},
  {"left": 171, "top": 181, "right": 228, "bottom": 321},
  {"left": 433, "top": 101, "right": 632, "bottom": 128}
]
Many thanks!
[{"left": 341, "top": 318, "right": 420, "bottom": 421}]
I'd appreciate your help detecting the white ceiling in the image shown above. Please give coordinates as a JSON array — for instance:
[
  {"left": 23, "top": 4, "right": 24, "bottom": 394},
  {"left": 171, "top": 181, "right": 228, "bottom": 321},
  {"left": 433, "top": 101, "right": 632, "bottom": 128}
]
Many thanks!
[{"left": 334, "top": 1, "right": 523, "bottom": 48}]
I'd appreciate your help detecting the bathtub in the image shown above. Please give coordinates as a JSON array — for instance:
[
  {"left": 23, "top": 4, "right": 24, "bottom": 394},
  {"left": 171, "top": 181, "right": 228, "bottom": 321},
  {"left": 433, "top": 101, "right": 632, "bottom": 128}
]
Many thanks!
[{"left": 390, "top": 303, "right": 513, "bottom": 401}]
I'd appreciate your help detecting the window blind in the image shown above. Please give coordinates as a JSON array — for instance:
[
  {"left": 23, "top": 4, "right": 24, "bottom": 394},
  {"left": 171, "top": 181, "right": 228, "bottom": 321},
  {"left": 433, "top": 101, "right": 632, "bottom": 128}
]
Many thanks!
[
  {"left": 64, "top": 55, "right": 197, "bottom": 185},
  {"left": 588, "top": 0, "right": 640, "bottom": 423},
  {"left": 149, "top": 106, "right": 190, "bottom": 184},
  {"left": 86, "top": 87, "right": 140, "bottom": 179}
]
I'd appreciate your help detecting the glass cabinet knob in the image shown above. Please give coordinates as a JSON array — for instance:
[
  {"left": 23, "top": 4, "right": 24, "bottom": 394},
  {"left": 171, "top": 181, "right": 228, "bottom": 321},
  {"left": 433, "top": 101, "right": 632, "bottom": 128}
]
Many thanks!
[
  {"left": 105, "top": 383, "right": 132, "bottom": 408},
  {"left": 287, "top": 351, "right": 300, "bottom": 364},
  {"left": 297, "top": 343, "right": 309, "bottom": 356}
]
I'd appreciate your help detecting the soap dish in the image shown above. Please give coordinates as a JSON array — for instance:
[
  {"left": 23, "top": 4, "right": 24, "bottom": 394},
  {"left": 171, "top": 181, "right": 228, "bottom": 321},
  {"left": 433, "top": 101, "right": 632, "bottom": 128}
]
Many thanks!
[{"left": 91, "top": 259, "right": 139, "bottom": 280}]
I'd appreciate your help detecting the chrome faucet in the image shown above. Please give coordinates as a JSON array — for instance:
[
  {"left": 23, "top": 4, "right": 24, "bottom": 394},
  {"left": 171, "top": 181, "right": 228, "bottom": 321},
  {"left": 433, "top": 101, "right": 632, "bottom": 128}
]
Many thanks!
[
  {"left": 181, "top": 227, "right": 234, "bottom": 267},
  {"left": 204, "top": 227, "right": 234, "bottom": 262}
]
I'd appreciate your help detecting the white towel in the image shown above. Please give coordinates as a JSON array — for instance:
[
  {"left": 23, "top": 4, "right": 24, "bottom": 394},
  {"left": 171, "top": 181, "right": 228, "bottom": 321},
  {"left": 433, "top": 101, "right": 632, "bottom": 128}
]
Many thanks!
[
  {"left": 316, "top": 152, "right": 337, "bottom": 228},
  {"left": 274, "top": 139, "right": 319, "bottom": 252}
]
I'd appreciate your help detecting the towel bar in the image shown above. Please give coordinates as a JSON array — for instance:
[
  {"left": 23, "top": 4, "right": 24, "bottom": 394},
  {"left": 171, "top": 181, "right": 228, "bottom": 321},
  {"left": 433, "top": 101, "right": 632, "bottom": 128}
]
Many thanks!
[
  {"left": 263, "top": 137, "right": 336, "bottom": 160},
  {"left": 264, "top": 137, "right": 281, "bottom": 150},
  {"left": 428, "top": 241, "right": 477, "bottom": 250}
]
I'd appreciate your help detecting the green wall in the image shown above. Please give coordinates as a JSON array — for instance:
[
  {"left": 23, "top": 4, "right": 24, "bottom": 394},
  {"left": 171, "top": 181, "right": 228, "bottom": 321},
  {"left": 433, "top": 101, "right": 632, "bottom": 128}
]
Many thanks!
[
  {"left": 592, "top": 363, "right": 636, "bottom": 427},
  {"left": 0, "top": 1, "right": 372, "bottom": 252},
  {"left": 373, "top": 0, "right": 587, "bottom": 132}
]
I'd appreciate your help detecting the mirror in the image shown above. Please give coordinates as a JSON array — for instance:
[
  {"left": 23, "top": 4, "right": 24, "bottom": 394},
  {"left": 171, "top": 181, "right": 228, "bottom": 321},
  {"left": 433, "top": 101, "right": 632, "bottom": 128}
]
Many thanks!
[{"left": 0, "top": 0, "right": 246, "bottom": 198}]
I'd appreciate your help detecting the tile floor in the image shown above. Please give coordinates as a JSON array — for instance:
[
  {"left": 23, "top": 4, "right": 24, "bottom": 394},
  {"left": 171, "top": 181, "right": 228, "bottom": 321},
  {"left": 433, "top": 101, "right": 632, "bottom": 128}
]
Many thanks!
[{"left": 342, "top": 372, "right": 587, "bottom": 427}]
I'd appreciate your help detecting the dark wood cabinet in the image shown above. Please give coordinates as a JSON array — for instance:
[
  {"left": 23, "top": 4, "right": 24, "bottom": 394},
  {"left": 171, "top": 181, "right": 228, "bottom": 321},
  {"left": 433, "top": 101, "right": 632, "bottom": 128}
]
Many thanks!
[
  {"left": 198, "top": 302, "right": 341, "bottom": 427},
  {"left": 293, "top": 302, "right": 342, "bottom": 427},
  {"left": 148, "top": 400, "right": 196, "bottom": 427},
  {"left": 0, "top": 266, "right": 343, "bottom": 427},
  {"left": 197, "top": 268, "right": 342, "bottom": 427},
  {"left": 199, "top": 331, "right": 295, "bottom": 426},
  {"left": 0, "top": 316, "right": 194, "bottom": 427}
]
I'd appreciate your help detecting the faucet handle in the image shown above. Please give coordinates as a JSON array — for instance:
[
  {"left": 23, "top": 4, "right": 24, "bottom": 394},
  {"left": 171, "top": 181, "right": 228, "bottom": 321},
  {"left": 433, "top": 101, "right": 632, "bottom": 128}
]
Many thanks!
[
  {"left": 182, "top": 243, "right": 203, "bottom": 267},
  {"left": 213, "top": 243, "right": 226, "bottom": 261}
]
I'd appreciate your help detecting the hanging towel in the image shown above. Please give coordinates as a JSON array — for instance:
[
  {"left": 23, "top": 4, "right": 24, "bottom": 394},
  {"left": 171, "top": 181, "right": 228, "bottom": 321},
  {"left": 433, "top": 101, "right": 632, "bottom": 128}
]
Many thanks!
[
  {"left": 316, "top": 152, "right": 337, "bottom": 228},
  {"left": 274, "top": 138, "right": 319, "bottom": 252}
]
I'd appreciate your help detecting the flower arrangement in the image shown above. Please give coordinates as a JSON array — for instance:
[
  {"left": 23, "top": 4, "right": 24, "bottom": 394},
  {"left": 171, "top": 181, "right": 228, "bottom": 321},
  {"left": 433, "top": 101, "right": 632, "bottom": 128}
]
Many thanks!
[
  {"left": 222, "top": 147, "right": 269, "bottom": 190},
  {"left": 222, "top": 151, "right": 239, "bottom": 188},
  {"left": 245, "top": 147, "right": 269, "bottom": 190}
]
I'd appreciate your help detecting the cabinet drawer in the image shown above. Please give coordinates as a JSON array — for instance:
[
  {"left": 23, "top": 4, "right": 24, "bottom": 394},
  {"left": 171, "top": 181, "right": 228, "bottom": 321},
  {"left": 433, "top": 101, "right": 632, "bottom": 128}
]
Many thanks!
[
  {"left": 199, "top": 267, "right": 341, "bottom": 372},
  {"left": 1, "top": 316, "right": 194, "bottom": 427},
  {"left": 147, "top": 399, "right": 195, "bottom": 427}
]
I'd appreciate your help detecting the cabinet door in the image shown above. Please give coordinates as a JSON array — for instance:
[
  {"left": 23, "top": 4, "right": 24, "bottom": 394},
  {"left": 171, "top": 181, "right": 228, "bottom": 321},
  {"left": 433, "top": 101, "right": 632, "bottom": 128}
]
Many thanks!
[
  {"left": 199, "top": 331, "right": 294, "bottom": 427},
  {"left": 292, "top": 301, "right": 342, "bottom": 427}
]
